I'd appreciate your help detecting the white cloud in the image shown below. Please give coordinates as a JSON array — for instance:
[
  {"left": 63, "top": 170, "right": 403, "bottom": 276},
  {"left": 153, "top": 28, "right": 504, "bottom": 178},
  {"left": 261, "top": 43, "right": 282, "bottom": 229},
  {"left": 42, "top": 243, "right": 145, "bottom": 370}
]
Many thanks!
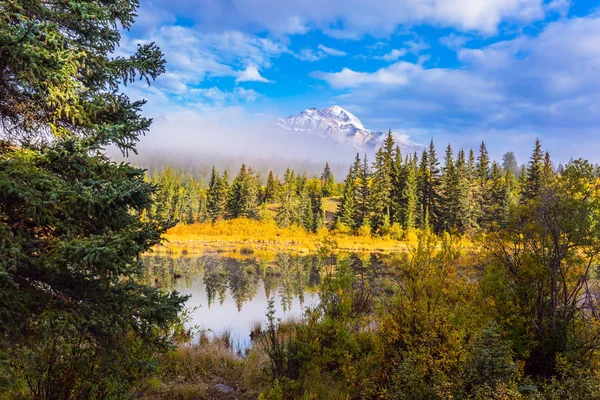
[
  {"left": 314, "top": 62, "right": 419, "bottom": 89},
  {"left": 191, "top": 87, "right": 261, "bottom": 104},
  {"left": 283, "top": 16, "right": 309, "bottom": 34},
  {"left": 405, "top": 39, "right": 430, "bottom": 54},
  {"left": 314, "top": 15, "right": 600, "bottom": 162},
  {"left": 296, "top": 48, "right": 326, "bottom": 62},
  {"left": 378, "top": 49, "right": 407, "bottom": 62},
  {"left": 235, "top": 65, "right": 272, "bottom": 83},
  {"left": 439, "top": 33, "right": 469, "bottom": 50},
  {"left": 137, "top": 0, "right": 550, "bottom": 37},
  {"left": 121, "top": 26, "right": 285, "bottom": 91},
  {"left": 317, "top": 44, "right": 347, "bottom": 56}
]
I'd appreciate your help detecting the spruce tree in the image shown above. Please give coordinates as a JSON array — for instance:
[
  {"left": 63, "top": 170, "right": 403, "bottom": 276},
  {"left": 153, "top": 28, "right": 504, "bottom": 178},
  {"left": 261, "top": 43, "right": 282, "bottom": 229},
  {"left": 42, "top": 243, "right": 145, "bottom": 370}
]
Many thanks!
[
  {"left": 440, "top": 144, "right": 459, "bottom": 230},
  {"left": 458, "top": 149, "right": 477, "bottom": 230},
  {"left": 476, "top": 141, "right": 490, "bottom": 182},
  {"left": 542, "top": 151, "right": 554, "bottom": 184},
  {"left": 264, "top": 170, "right": 279, "bottom": 203},
  {"left": 488, "top": 161, "right": 506, "bottom": 228},
  {"left": 427, "top": 140, "right": 441, "bottom": 230},
  {"left": 0, "top": 1, "right": 186, "bottom": 396},
  {"left": 299, "top": 186, "right": 314, "bottom": 230},
  {"left": 403, "top": 155, "right": 419, "bottom": 230},
  {"left": 321, "top": 162, "right": 336, "bottom": 197},
  {"left": 276, "top": 173, "right": 300, "bottom": 228},
  {"left": 227, "top": 164, "right": 260, "bottom": 219},
  {"left": 502, "top": 151, "right": 519, "bottom": 175},
  {"left": 336, "top": 167, "right": 357, "bottom": 228},
  {"left": 355, "top": 153, "right": 371, "bottom": 228},
  {"left": 417, "top": 149, "right": 430, "bottom": 227},
  {"left": 206, "top": 167, "right": 225, "bottom": 221},
  {"left": 523, "top": 138, "right": 544, "bottom": 201},
  {"left": 502, "top": 168, "right": 519, "bottom": 225},
  {"left": 462, "top": 145, "right": 478, "bottom": 230},
  {"left": 370, "top": 144, "right": 394, "bottom": 232}
]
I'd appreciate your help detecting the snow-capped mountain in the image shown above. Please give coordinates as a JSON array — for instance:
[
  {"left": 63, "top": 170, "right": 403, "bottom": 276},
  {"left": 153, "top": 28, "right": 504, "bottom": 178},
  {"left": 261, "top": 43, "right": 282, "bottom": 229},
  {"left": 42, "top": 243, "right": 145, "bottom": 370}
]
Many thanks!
[{"left": 277, "top": 106, "right": 384, "bottom": 149}]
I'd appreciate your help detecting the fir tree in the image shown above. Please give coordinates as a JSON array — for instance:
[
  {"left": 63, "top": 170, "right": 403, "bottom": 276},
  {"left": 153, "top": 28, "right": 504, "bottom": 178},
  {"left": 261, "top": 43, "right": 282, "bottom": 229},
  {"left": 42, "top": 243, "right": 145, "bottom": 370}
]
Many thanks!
[
  {"left": 299, "top": 186, "right": 314, "bottom": 231},
  {"left": 476, "top": 141, "right": 490, "bottom": 182},
  {"left": 502, "top": 151, "right": 519, "bottom": 175},
  {"left": 440, "top": 144, "right": 459, "bottom": 230},
  {"left": 523, "top": 138, "right": 544, "bottom": 201},
  {"left": 227, "top": 164, "right": 260, "bottom": 219},
  {"left": 264, "top": 170, "right": 279, "bottom": 203},
  {"left": 355, "top": 153, "right": 371, "bottom": 228},
  {"left": 427, "top": 139, "right": 441, "bottom": 230},
  {"left": 455, "top": 149, "right": 477, "bottom": 231},
  {"left": 542, "top": 151, "right": 554, "bottom": 184},
  {"left": 336, "top": 167, "right": 357, "bottom": 228},
  {"left": 206, "top": 167, "right": 224, "bottom": 221},
  {"left": 475, "top": 143, "right": 491, "bottom": 228},
  {"left": 276, "top": 175, "right": 300, "bottom": 228},
  {"left": 391, "top": 145, "right": 406, "bottom": 225},
  {"left": 0, "top": 1, "right": 186, "bottom": 395},
  {"left": 321, "top": 162, "right": 336, "bottom": 197},
  {"left": 488, "top": 161, "right": 506, "bottom": 228},
  {"left": 370, "top": 142, "right": 395, "bottom": 232},
  {"left": 403, "top": 155, "right": 419, "bottom": 230}
]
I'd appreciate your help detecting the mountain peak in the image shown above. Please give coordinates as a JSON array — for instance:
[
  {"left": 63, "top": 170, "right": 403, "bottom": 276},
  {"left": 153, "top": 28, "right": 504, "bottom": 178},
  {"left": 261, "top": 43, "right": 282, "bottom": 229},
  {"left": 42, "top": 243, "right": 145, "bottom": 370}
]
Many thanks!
[{"left": 277, "top": 106, "right": 381, "bottom": 149}]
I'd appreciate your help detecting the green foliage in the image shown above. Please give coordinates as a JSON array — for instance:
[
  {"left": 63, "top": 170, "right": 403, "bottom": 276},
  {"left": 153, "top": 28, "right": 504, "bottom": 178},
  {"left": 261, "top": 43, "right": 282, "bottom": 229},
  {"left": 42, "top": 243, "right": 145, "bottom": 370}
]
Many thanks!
[
  {"left": 0, "top": 0, "right": 164, "bottom": 152},
  {"left": 0, "top": 143, "right": 187, "bottom": 399},
  {"left": 0, "top": 1, "right": 188, "bottom": 397},
  {"left": 482, "top": 159, "right": 600, "bottom": 376},
  {"left": 227, "top": 164, "right": 260, "bottom": 219}
]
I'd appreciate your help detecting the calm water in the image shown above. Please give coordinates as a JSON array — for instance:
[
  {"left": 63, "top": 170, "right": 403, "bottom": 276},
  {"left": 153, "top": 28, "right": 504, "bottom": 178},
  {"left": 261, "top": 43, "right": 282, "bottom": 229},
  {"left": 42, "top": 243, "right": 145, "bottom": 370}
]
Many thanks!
[{"left": 142, "top": 252, "right": 390, "bottom": 349}]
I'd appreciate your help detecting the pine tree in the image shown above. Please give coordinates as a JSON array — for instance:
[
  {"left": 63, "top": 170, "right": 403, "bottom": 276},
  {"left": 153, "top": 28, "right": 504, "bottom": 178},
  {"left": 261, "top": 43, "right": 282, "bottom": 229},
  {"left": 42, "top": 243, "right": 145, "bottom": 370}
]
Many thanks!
[
  {"left": 206, "top": 167, "right": 224, "bottom": 221},
  {"left": 502, "top": 168, "right": 519, "bottom": 226},
  {"left": 476, "top": 141, "right": 490, "bottom": 183},
  {"left": 387, "top": 146, "right": 403, "bottom": 223},
  {"left": 310, "top": 181, "right": 325, "bottom": 231},
  {"left": 454, "top": 149, "right": 476, "bottom": 231},
  {"left": 464, "top": 149, "right": 479, "bottom": 230},
  {"left": 321, "top": 162, "right": 336, "bottom": 197},
  {"left": 264, "top": 170, "right": 279, "bottom": 203},
  {"left": 355, "top": 153, "right": 371, "bottom": 228},
  {"left": 427, "top": 140, "right": 441, "bottom": 230},
  {"left": 488, "top": 161, "right": 506, "bottom": 228},
  {"left": 299, "top": 186, "right": 314, "bottom": 230},
  {"left": 440, "top": 144, "right": 459, "bottom": 230},
  {"left": 502, "top": 151, "right": 519, "bottom": 175},
  {"left": 475, "top": 143, "right": 491, "bottom": 228},
  {"left": 276, "top": 173, "right": 300, "bottom": 228},
  {"left": 336, "top": 167, "right": 357, "bottom": 228},
  {"left": 0, "top": 1, "right": 186, "bottom": 395},
  {"left": 403, "top": 155, "right": 419, "bottom": 230},
  {"left": 542, "top": 151, "right": 554, "bottom": 185},
  {"left": 370, "top": 143, "right": 394, "bottom": 232},
  {"left": 220, "top": 170, "right": 231, "bottom": 214},
  {"left": 227, "top": 164, "right": 260, "bottom": 219},
  {"left": 523, "top": 138, "right": 544, "bottom": 201}
]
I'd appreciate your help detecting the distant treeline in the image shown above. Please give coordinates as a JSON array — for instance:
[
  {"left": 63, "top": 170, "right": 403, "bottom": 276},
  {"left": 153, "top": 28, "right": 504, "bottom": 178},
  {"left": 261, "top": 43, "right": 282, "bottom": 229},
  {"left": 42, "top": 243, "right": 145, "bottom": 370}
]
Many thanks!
[
  {"left": 148, "top": 132, "right": 592, "bottom": 235},
  {"left": 145, "top": 162, "right": 337, "bottom": 232}
]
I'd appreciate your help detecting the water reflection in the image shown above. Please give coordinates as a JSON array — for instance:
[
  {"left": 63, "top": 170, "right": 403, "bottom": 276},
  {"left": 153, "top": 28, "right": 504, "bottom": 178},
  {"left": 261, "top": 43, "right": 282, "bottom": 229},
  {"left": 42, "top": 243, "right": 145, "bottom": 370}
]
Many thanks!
[{"left": 142, "top": 252, "right": 391, "bottom": 349}]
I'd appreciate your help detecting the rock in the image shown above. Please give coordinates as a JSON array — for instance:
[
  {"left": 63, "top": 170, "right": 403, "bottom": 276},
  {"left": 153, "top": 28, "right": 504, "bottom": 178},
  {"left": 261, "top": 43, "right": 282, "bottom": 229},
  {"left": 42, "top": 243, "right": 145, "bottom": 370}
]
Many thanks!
[{"left": 214, "top": 383, "right": 234, "bottom": 393}]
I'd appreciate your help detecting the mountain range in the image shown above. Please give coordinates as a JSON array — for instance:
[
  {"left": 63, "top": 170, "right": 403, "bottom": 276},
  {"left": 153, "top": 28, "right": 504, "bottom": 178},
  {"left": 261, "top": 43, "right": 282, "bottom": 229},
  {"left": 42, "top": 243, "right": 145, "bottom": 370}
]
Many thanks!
[{"left": 277, "top": 106, "right": 385, "bottom": 149}]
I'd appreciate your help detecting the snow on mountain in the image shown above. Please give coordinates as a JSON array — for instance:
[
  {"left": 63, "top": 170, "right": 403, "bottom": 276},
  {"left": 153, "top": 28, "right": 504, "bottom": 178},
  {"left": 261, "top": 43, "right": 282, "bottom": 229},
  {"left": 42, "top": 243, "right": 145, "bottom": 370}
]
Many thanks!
[{"left": 277, "top": 106, "right": 385, "bottom": 149}]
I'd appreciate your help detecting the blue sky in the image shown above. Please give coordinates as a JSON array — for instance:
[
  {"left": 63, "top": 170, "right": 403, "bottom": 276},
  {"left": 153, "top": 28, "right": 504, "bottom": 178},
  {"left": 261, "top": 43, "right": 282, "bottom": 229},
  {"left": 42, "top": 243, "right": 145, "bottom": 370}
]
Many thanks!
[{"left": 121, "top": 0, "right": 600, "bottom": 164}]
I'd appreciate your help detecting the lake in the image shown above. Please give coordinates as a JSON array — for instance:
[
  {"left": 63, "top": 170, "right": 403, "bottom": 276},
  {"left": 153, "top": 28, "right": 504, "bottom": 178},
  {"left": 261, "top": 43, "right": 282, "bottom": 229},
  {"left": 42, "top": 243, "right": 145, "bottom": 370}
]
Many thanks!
[{"left": 142, "top": 252, "right": 393, "bottom": 350}]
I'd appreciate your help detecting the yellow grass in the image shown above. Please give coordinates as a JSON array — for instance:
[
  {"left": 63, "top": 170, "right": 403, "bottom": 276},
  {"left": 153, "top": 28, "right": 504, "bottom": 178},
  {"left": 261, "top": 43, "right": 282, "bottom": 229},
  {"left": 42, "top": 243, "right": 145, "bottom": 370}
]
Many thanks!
[{"left": 152, "top": 217, "right": 415, "bottom": 256}]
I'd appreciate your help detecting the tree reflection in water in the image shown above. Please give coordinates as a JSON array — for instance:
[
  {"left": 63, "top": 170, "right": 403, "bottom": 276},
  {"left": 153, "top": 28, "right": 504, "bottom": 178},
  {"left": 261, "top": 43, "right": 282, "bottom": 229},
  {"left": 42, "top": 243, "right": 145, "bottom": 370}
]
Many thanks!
[{"left": 142, "top": 252, "right": 391, "bottom": 312}]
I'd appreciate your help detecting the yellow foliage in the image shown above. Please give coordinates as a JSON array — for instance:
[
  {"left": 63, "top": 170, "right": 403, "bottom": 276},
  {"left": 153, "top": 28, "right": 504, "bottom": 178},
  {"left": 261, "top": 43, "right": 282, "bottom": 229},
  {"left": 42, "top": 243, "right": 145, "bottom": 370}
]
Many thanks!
[{"left": 155, "top": 217, "right": 417, "bottom": 256}]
